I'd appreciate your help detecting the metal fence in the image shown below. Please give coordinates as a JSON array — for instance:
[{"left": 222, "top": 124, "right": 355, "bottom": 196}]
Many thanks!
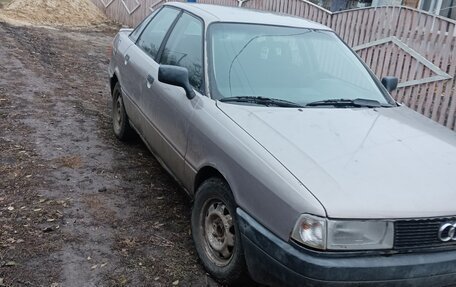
[{"left": 92, "top": 0, "right": 456, "bottom": 130}]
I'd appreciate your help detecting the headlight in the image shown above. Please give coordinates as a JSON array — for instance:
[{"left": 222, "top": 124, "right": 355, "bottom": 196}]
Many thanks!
[
  {"left": 291, "top": 214, "right": 394, "bottom": 251},
  {"left": 327, "top": 220, "right": 394, "bottom": 250}
]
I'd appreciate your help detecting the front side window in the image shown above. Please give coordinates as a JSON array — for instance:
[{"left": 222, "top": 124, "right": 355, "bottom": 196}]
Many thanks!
[
  {"left": 160, "top": 13, "right": 204, "bottom": 92},
  {"left": 137, "top": 7, "right": 180, "bottom": 60},
  {"left": 209, "top": 23, "right": 392, "bottom": 106}
]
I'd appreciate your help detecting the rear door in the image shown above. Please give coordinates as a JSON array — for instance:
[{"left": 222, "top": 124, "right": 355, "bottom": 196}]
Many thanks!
[
  {"left": 118, "top": 11, "right": 154, "bottom": 105},
  {"left": 121, "top": 7, "right": 180, "bottom": 130}
]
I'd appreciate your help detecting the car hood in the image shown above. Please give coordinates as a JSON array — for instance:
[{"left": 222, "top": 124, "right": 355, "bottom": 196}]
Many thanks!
[{"left": 217, "top": 103, "right": 456, "bottom": 219}]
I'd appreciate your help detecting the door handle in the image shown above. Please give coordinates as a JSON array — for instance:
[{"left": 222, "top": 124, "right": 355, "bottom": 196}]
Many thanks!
[
  {"left": 124, "top": 54, "right": 130, "bottom": 65},
  {"left": 146, "top": 74, "right": 155, "bottom": 89}
]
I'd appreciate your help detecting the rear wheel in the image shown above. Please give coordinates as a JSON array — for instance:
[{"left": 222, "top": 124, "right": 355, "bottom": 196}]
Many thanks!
[
  {"left": 191, "top": 178, "right": 249, "bottom": 286},
  {"left": 112, "top": 82, "right": 134, "bottom": 141}
]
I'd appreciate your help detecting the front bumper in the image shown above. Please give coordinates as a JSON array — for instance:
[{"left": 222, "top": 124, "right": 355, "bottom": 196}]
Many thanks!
[{"left": 237, "top": 209, "right": 456, "bottom": 287}]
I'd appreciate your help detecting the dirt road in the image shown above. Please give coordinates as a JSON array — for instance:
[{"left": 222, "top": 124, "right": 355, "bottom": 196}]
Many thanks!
[{"left": 0, "top": 22, "right": 219, "bottom": 287}]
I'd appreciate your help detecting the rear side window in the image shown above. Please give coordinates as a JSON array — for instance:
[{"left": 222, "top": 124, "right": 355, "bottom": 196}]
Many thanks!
[
  {"left": 160, "top": 13, "right": 204, "bottom": 92},
  {"left": 137, "top": 7, "right": 180, "bottom": 60},
  {"left": 129, "top": 11, "right": 157, "bottom": 43}
]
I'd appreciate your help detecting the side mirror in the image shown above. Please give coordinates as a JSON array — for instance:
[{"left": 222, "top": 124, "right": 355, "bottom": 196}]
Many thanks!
[
  {"left": 158, "top": 65, "right": 196, "bottom": 100},
  {"left": 381, "top": 76, "right": 398, "bottom": 93}
]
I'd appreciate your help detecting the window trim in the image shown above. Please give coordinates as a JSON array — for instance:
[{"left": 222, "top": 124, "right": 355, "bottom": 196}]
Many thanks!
[
  {"left": 135, "top": 6, "right": 182, "bottom": 61},
  {"left": 157, "top": 9, "right": 207, "bottom": 95},
  {"left": 155, "top": 10, "right": 183, "bottom": 63}
]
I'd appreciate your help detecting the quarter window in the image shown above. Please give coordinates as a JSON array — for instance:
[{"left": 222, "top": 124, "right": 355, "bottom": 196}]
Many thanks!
[
  {"left": 137, "top": 7, "right": 180, "bottom": 60},
  {"left": 160, "top": 13, "right": 204, "bottom": 92}
]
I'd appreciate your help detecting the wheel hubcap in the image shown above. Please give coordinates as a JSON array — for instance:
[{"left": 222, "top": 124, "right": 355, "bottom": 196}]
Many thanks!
[
  {"left": 113, "top": 94, "right": 123, "bottom": 133},
  {"left": 203, "top": 201, "right": 235, "bottom": 266}
]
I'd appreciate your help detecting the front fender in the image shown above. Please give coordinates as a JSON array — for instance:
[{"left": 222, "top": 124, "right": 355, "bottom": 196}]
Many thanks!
[{"left": 184, "top": 96, "right": 326, "bottom": 242}]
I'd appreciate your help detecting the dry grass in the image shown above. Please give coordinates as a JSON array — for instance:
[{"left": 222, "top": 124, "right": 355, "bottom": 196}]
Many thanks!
[{"left": 0, "top": 0, "right": 108, "bottom": 27}]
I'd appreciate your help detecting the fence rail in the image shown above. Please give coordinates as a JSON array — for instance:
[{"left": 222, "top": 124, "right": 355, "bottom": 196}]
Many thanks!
[{"left": 92, "top": 0, "right": 456, "bottom": 130}]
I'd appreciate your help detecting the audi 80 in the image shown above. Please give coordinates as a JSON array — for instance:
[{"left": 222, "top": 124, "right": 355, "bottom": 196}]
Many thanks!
[{"left": 108, "top": 3, "right": 456, "bottom": 286}]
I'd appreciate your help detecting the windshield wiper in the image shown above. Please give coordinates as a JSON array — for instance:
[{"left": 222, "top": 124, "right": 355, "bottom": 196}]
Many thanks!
[
  {"left": 220, "top": 96, "right": 304, "bottom": 108},
  {"left": 306, "top": 98, "right": 390, "bottom": 108}
]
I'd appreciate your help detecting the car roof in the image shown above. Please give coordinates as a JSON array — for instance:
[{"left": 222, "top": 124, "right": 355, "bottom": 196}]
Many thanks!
[{"left": 165, "top": 2, "right": 331, "bottom": 31}]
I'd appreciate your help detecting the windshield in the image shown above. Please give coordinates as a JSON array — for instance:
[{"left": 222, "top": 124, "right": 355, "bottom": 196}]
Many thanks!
[{"left": 208, "top": 23, "right": 392, "bottom": 106}]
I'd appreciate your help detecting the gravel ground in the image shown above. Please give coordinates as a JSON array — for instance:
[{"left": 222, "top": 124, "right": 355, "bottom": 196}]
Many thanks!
[{"left": 0, "top": 22, "right": 220, "bottom": 287}]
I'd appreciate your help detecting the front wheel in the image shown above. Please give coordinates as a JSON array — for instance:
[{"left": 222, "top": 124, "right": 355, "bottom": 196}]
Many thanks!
[{"left": 191, "top": 178, "right": 249, "bottom": 286}]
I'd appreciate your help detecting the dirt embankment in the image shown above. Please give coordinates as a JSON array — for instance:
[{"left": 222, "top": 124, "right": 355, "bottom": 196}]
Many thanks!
[{"left": 0, "top": 0, "right": 109, "bottom": 27}]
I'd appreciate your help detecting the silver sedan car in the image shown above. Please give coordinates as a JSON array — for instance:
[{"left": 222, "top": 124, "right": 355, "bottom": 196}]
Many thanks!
[{"left": 108, "top": 2, "right": 456, "bottom": 286}]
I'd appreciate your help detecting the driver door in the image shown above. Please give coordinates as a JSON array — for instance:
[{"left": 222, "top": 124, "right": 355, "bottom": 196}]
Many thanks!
[{"left": 142, "top": 12, "right": 204, "bottom": 182}]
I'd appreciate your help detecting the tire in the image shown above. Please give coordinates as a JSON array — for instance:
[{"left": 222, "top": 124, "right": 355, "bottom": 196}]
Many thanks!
[
  {"left": 112, "top": 82, "right": 134, "bottom": 141},
  {"left": 191, "top": 178, "right": 250, "bottom": 286}
]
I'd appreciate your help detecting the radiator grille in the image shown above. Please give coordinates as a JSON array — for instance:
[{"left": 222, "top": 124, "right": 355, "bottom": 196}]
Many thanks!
[{"left": 394, "top": 217, "right": 456, "bottom": 250}]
